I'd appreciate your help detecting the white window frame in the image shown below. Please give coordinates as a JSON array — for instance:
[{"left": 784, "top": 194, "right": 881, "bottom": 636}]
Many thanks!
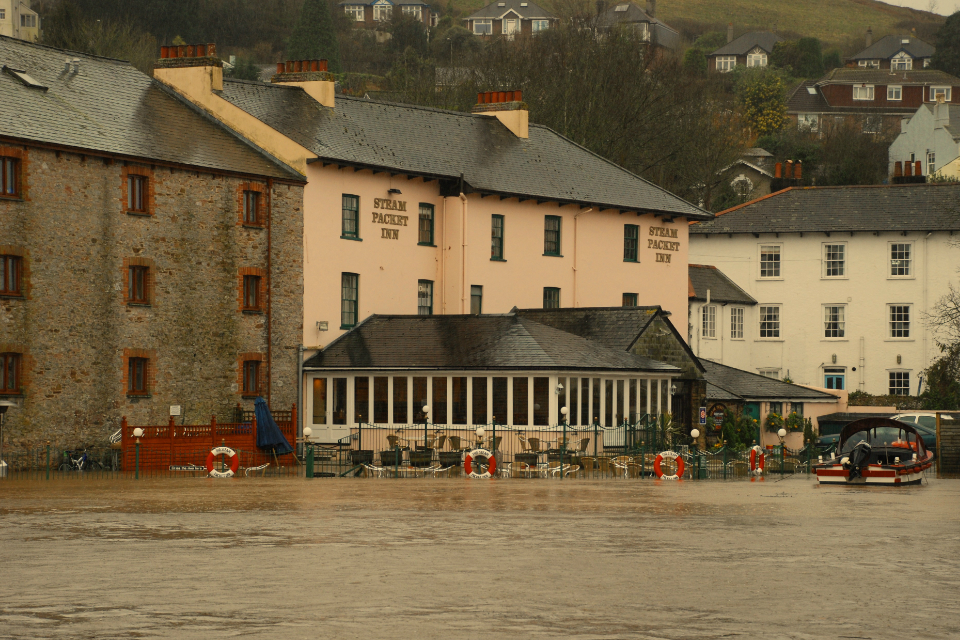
[
  {"left": 888, "top": 370, "right": 911, "bottom": 396},
  {"left": 502, "top": 18, "right": 519, "bottom": 36},
  {"left": 0, "top": 9, "right": 6, "bottom": 20},
  {"left": 822, "top": 242, "right": 846, "bottom": 278},
  {"left": 716, "top": 56, "right": 737, "bottom": 72},
  {"left": 891, "top": 54, "right": 913, "bottom": 70},
  {"left": 858, "top": 59, "right": 880, "bottom": 69},
  {"left": 758, "top": 368, "right": 781, "bottom": 379},
  {"left": 823, "top": 305, "right": 846, "bottom": 339},
  {"left": 758, "top": 244, "right": 782, "bottom": 279},
  {"left": 20, "top": 14, "right": 36, "bottom": 28},
  {"left": 887, "top": 85, "right": 902, "bottom": 101},
  {"left": 927, "top": 151, "right": 935, "bottom": 176},
  {"left": 930, "top": 87, "right": 952, "bottom": 102},
  {"left": 888, "top": 304, "right": 911, "bottom": 339},
  {"left": 401, "top": 5, "right": 422, "bottom": 19},
  {"left": 373, "top": 1, "right": 393, "bottom": 21},
  {"left": 730, "top": 307, "right": 744, "bottom": 340},
  {"left": 702, "top": 305, "right": 717, "bottom": 339},
  {"left": 853, "top": 85, "right": 875, "bottom": 101},
  {"left": 759, "top": 305, "right": 781, "bottom": 340},
  {"left": 889, "top": 242, "right": 913, "bottom": 278},
  {"left": 532, "top": 19, "right": 549, "bottom": 33},
  {"left": 746, "top": 52, "right": 767, "bottom": 68},
  {"left": 473, "top": 18, "right": 492, "bottom": 34},
  {"left": 797, "top": 113, "right": 819, "bottom": 132},
  {"left": 344, "top": 5, "right": 365, "bottom": 21}
]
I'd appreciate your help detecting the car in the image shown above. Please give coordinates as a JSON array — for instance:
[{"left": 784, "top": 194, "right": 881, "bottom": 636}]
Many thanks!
[{"left": 890, "top": 413, "right": 957, "bottom": 455}]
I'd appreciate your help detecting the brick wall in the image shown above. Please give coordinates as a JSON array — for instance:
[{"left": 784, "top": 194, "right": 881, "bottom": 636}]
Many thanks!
[{"left": 0, "top": 144, "right": 303, "bottom": 448}]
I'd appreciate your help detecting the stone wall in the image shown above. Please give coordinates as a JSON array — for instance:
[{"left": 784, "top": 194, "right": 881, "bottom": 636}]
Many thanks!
[{"left": 0, "top": 144, "right": 303, "bottom": 448}]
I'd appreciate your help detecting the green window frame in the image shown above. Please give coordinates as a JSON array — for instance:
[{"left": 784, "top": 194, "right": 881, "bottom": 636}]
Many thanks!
[
  {"left": 341, "top": 194, "right": 360, "bottom": 240},
  {"left": 491, "top": 215, "right": 504, "bottom": 260},
  {"left": 543, "top": 287, "right": 560, "bottom": 309},
  {"left": 543, "top": 215, "right": 561, "bottom": 256},
  {"left": 624, "top": 224, "right": 639, "bottom": 262},
  {"left": 341, "top": 273, "right": 358, "bottom": 329},
  {"left": 622, "top": 293, "right": 638, "bottom": 307},
  {"left": 418, "top": 203, "right": 434, "bottom": 246}
]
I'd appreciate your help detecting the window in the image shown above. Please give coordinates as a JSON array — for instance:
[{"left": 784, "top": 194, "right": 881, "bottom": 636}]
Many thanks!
[
  {"left": 418, "top": 280, "right": 433, "bottom": 316},
  {"left": 473, "top": 19, "right": 492, "bottom": 34},
  {"left": 824, "top": 368, "right": 845, "bottom": 390},
  {"left": 242, "top": 360, "right": 261, "bottom": 396},
  {"left": 20, "top": 14, "right": 36, "bottom": 28},
  {"left": 889, "top": 305, "right": 910, "bottom": 338},
  {"left": 0, "top": 9, "right": 5, "bottom": 19},
  {"left": 0, "top": 353, "right": 20, "bottom": 394},
  {"left": 373, "top": 2, "right": 393, "bottom": 21},
  {"left": 730, "top": 307, "right": 744, "bottom": 339},
  {"left": 861, "top": 115, "right": 882, "bottom": 134},
  {"left": 532, "top": 19, "right": 549, "bottom": 33},
  {"left": 797, "top": 113, "right": 819, "bottom": 132},
  {"left": 746, "top": 52, "right": 767, "bottom": 68},
  {"left": 418, "top": 203, "right": 434, "bottom": 245},
  {"left": 623, "top": 224, "right": 638, "bottom": 262},
  {"left": 127, "top": 265, "right": 149, "bottom": 304},
  {"left": 702, "top": 305, "right": 716, "bottom": 338},
  {"left": 890, "top": 243, "right": 912, "bottom": 277},
  {"left": 502, "top": 18, "right": 519, "bottom": 36},
  {"left": 823, "top": 244, "right": 846, "bottom": 277},
  {"left": 858, "top": 59, "right": 880, "bottom": 68},
  {"left": 243, "top": 275, "right": 261, "bottom": 311},
  {"left": 769, "top": 402, "right": 782, "bottom": 415},
  {"left": 543, "top": 215, "right": 561, "bottom": 256},
  {"left": 1, "top": 157, "right": 19, "bottom": 197},
  {"left": 824, "top": 305, "right": 845, "bottom": 338},
  {"left": 344, "top": 5, "right": 364, "bottom": 21},
  {"left": 930, "top": 87, "right": 952, "bottom": 102},
  {"left": 759, "top": 245, "right": 781, "bottom": 278},
  {"left": 887, "top": 85, "right": 902, "bottom": 101},
  {"left": 759, "top": 305, "right": 780, "bottom": 339},
  {"left": 127, "top": 357, "right": 148, "bottom": 395},
  {"left": 491, "top": 215, "right": 504, "bottom": 260},
  {"left": 853, "top": 85, "right": 875, "bottom": 101},
  {"left": 341, "top": 195, "right": 359, "bottom": 239},
  {"left": 0, "top": 255, "right": 22, "bottom": 296},
  {"left": 243, "top": 190, "right": 261, "bottom": 225},
  {"left": 889, "top": 371, "right": 910, "bottom": 396},
  {"left": 927, "top": 152, "right": 935, "bottom": 176},
  {"left": 543, "top": 287, "right": 560, "bottom": 309},
  {"left": 716, "top": 56, "right": 736, "bottom": 72},
  {"left": 622, "top": 293, "right": 638, "bottom": 307},
  {"left": 891, "top": 54, "right": 912, "bottom": 70},
  {"left": 341, "top": 273, "right": 358, "bottom": 329},
  {"left": 401, "top": 5, "right": 422, "bottom": 19},
  {"left": 758, "top": 369, "right": 780, "bottom": 379},
  {"left": 470, "top": 285, "right": 482, "bottom": 315},
  {"left": 127, "top": 175, "right": 147, "bottom": 213}
]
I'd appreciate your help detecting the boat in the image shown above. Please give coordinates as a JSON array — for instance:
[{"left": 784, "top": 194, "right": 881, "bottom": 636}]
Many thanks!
[{"left": 814, "top": 417, "right": 934, "bottom": 486}]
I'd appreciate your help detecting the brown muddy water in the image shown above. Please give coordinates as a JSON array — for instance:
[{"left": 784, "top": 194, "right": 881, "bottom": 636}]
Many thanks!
[{"left": 1, "top": 475, "right": 959, "bottom": 639}]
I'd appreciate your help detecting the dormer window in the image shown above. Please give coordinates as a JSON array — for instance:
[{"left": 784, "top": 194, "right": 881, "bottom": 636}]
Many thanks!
[
  {"left": 858, "top": 59, "right": 880, "bottom": 69},
  {"left": 891, "top": 53, "right": 912, "bottom": 70},
  {"left": 373, "top": 0, "right": 393, "bottom": 22},
  {"left": 746, "top": 50, "right": 767, "bottom": 68},
  {"left": 901, "top": 38, "right": 910, "bottom": 44},
  {"left": 615, "top": 3, "right": 629, "bottom": 9},
  {"left": 344, "top": 5, "right": 364, "bottom": 21},
  {"left": 853, "top": 84, "right": 874, "bottom": 101}
]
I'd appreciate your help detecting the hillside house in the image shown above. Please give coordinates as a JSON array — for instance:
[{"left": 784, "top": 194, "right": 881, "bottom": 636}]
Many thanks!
[
  {"left": 338, "top": 0, "right": 436, "bottom": 28},
  {"left": 463, "top": 0, "right": 558, "bottom": 37},
  {"left": 707, "top": 29, "right": 782, "bottom": 73},
  {"left": 595, "top": 1, "right": 680, "bottom": 50},
  {"left": 848, "top": 31, "right": 934, "bottom": 70}
]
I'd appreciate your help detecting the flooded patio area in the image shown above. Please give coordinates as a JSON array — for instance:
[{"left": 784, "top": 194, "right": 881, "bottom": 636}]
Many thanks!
[{"left": 1, "top": 475, "right": 959, "bottom": 639}]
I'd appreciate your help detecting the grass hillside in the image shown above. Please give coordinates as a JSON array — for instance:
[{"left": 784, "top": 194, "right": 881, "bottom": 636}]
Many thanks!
[{"left": 436, "top": 0, "right": 944, "bottom": 49}]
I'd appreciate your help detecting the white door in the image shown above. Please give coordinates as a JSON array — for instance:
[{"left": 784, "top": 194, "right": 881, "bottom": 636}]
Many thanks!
[
  {"left": 307, "top": 375, "right": 350, "bottom": 444},
  {"left": 503, "top": 19, "right": 518, "bottom": 36}
]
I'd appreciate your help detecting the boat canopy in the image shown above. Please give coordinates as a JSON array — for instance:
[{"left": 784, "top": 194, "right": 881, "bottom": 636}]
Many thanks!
[{"left": 838, "top": 417, "right": 927, "bottom": 456}]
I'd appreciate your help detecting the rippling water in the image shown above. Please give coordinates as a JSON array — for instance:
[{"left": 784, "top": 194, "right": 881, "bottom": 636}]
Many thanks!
[{"left": 1, "top": 475, "right": 959, "bottom": 639}]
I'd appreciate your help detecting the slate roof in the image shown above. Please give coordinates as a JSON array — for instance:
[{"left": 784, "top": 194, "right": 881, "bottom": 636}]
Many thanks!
[
  {"left": 743, "top": 148, "right": 773, "bottom": 158},
  {"left": 512, "top": 306, "right": 662, "bottom": 352},
  {"left": 709, "top": 32, "right": 782, "bottom": 57},
  {"left": 219, "top": 80, "right": 710, "bottom": 218},
  {"left": 595, "top": 3, "right": 680, "bottom": 49},
  {"left": 851, "top": 35, "right": 935, "bottom": 61},
  {"left": 701, "top": 360, "right": 838, "bottom": 402},
  {"left": 815, "top": 68, "right": 960, "bottom": 86},
  {"left": 688, "top": 265, "right": 756, "bottom": 305},
  {"left": 786, "top": 80, "right": 828, "bottom": 113},
  {"left": 0, "top": 36, "right": 297, "bottom": 179},
  {"left": 465, "top": 0, "right": 555, "bottom": 20},
  {"left": 303, "top": 314, "right": 680, "bottom": 372},
  {"left": 690, "top": 184, "right": 960, "bottom": 235}
]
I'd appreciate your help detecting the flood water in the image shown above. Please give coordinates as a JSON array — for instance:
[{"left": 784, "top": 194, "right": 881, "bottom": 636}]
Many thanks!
[{"left": 1, "top": 475, "right": 959, "bottom": 639}]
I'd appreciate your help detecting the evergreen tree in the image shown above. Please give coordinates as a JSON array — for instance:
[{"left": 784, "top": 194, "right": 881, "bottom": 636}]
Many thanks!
[
  {"left": 931, "top": 12, "right": 960, "bottom": 78},
  {"left": 287, "top": 0, "right": 342, "bottom": 72}
]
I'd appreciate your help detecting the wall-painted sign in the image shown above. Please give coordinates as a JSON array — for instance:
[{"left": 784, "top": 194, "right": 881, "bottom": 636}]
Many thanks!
[
  {"left": 649, "top": 226, "right": 680, "bottom": 263},
  {"left": 373, "top": 199, "right": 408, "bottom": 240}
]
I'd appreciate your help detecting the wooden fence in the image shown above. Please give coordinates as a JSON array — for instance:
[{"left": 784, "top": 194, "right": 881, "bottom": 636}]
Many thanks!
[{"left": 937, "top": 412, "right": 960, "bottom": 478}]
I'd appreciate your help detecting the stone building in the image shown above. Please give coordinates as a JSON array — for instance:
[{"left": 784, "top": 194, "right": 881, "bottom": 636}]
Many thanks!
[{"left": 0, "top": 37, "right": 304, "bottom": 447}]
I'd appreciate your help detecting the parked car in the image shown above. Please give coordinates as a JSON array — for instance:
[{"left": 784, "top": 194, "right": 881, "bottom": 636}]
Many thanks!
[{"left": 890, "top": 413, "right": 958, "bottom": 455}]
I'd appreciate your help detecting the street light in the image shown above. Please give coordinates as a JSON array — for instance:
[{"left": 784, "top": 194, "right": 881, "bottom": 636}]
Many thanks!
[
  {"left": 303, "top": 427, "right": 313, "bottom": 438},
  {"left": 691, "top": 429, "right": 700, "bottom": 479},
  {"left": 132, "top": 428, "right": 144, "bottom": 479},
  {"left": 777, "top": 428, "right": 787, "bottom": 475}
]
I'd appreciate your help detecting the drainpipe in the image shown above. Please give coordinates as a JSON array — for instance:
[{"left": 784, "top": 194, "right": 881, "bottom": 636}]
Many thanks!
[
  {"left": 922, "top": 232, "right": 931, "bottom": 390},
  {"left": 266, "top": 177, "right": 273, "bottom": 406},
  {"left": 297, "top": 343, "right": 304, "bottom": 442},
  {"left": 572, "top": 207, "right": 593, "bottom": 308},
  {"left": 441, "top": 197, "right": 447, "bottom": 313},
  {"left": 460, "top": 192, "right": 468, "bottom": 314}
]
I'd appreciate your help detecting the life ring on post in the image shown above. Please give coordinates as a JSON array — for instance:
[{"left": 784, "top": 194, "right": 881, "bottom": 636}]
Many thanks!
[
  {"left": 464, "top": 448, "right": 496, "bottom": 479},
  {"left": 206, "top": 446, "right": 239, "bottom": 478},
  {"left": 749, "top": 446, "right": 765, "bottom": 475},
  {"left": 654, "top": 450, "right": 684, "bottom": 480}
]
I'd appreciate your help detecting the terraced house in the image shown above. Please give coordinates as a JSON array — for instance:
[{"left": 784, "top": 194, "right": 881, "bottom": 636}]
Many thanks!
[{"left": 0, "top": 37, "right": 304, "bottom": 447}]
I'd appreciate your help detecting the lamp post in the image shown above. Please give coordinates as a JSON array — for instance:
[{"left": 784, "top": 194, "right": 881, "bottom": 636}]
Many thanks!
[
  {"left": 423, "top": 404, "right": 430, "bottom": 450},
  {"left": 777, "top": 427, "right": 787, "bottom": 476},
  {"left": 560, "top": 406, "right": 568, "bottom": 479},
  {"left": 133, "top": 428, "right": 144, "bottom": 479},
  {"left": 691, "top": 428, "right": 700, "bottom": 479},
  {"left": 303, "top": 427, "right": 314, "bottom": 478},
  {"left": 475, "top": 425, "right": 485, "bottom": 448}
]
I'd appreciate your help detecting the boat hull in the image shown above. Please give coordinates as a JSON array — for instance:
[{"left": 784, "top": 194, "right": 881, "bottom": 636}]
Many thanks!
[{"left": 815, "top": 462, "right": 931, "bottom": 486}]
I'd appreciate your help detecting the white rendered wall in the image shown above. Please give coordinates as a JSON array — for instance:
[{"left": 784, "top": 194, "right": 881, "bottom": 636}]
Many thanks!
[{"left": 888, "top": 106, "right": 960, "bottom": 176}]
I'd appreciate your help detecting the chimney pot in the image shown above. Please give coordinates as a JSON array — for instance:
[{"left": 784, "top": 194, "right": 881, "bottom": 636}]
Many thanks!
[
  {"left": 178, "top": 45, "right": 187, "bottom": 58},
  {"left": 646, "top": 0, "right": 656, "bottom": 18},
  {"left": 866, "top": 27, "right": 872, "bottom": 49},
  {"left": 197, "top": 44, "right": 207, "bottom": 57},
  {"left": 785, "top": 160, "right": 794, "bottom": 179},
  {"left": 515, "top": 90, "right": 522, "bottom": 102},
  {"left": 894, "top": 161, "right": 903, "bottom": 177},
  {"left": 309, "top": 60, "right": 317, "bottom": 72},
  {"left": 285, "top": 61, "right": 293, "bottom": 72},
  {"left": 775, "top": 162, "right": 782, "bottom": 178},
  {"left": 915, "top": 160, "right": 922, "bottom": 176},
  {"left": 794, "top": 160, "right": 802, "bottom": 180},
  {"left": 277, "top": 62, "right": 285, "bottom": 74},
  {"left": 905, "top": 161, "right": 913, "bottom": 177},
  {"left": 160, "top": 46, "right": 169, "bottom": 59},
  {"left": 497, "top": 91, "right": 505, "bottom": 102},
  {"left": 477, "top": 92, "right": 484, "bottom": 104},
  {"left": 320, "top": 59, "right": 328, "bottom": 71},
  {"left": 294, "top": 60, "right": 302, "bottom": 72},
  {"left": 186, "top": 44, "right": 196, "bottom": 57},
  {"left": 208, "top": 43, "right": 217, "bottom": 57}
]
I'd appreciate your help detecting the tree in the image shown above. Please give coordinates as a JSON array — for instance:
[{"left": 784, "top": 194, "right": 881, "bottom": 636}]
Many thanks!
[
  {"left": 771, "top": 38, "right": 824, "bottom": 77},
  {"left": 735, "top": 68, "right": 787, "bottom": 137},
  {"left": 693, "top": 31, "right": 728, "bottom": 53},
  {"left": 287, "top": 0, "right": 342, "bottom": 72},
  {"left": 226, "top": 57, "right": 262, "bottom": 81},
  {"left": 931, "top": 11, "right": 960, "bottom": 77},
  {"left": 682, "top": 47, "right": 707, "bottom": 75},
  {"left": 823, "top": 49, "right": 842, "bottom": 71}
]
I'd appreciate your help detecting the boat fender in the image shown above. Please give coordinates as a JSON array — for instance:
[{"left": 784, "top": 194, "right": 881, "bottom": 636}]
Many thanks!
[
  {"left": 654, "top": 450, "right": 684, "bottom": 480},
  {"left": 206, "top": 446, "right": 239, "bottom": 478},
  {"left": 749, "top": 445, "right": 765, "bottom": 475}
]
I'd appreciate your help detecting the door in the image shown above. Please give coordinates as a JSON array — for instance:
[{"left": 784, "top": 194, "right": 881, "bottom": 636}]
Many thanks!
[
  {"left": 744, "top": 402, "right": 761, "bottom": 444},
  {"left": 307, "top": 375, "right": 351, "bottom": 443},
  {"left": 503, "top": 18, "right": 518, "bottom": 35}
]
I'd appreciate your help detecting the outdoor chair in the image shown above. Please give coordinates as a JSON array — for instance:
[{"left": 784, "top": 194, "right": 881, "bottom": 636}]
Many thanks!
[
  {"left": 596, "top": 456, "right": 614, "bottom": 477},
  {"left": 729, "top": 461, "right": 750, "bottom": 477},
  {"left": 626, "top": 463, "right": 643, "bottom": 479},
  {"left": 490, "top": 435, "right": 502, "bottom": 451},
  {"left": 436, "top": 435, "right": 447, "bottom": 451},
  {"left": 425, "top": 465, "right": 454, "bottom": 477},
  {"left": 556, "top": 464, "right": 580, "bottom": 478},
  {"left": 449, "top": 436, "right": 463, "bottom": 451},
  {"left": 574, "top": 438, "right": 590, "bottom": 454},
  {"left": 527, "top": 437, "right": 544, "bottom": 453},
  {"left": 362, "top": 463, "right": 386, "bottom": 478},
  {"left": 387, "top": 435, "right": 401, "bottom": 449},
  {"left": 518, "top": 433, "right": 531, "bottom": 452},
  {"left": 612, "top": 455, "right": 632, "bottom": 477},
  {"left": 580, "top": 456, "right": 595, "bottom": 476},
  {"left": 704, "top": 459, "right": 725, "bottom": 479},
  {"left": 540, "top": 461, "right": 561, "bottom": 477}
]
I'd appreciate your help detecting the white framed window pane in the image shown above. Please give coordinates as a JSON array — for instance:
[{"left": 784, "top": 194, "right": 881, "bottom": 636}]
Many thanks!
[
  {"left": 345, "top": 5, "right": 364, "bottom": 20},
  {"left": 702, "top": 305, "right": 716, "bottom": 338},
  {"left": 887, "top": 85, "right": 902, "bottom": 101},
  {"left": 760, "top": 245, "right": 780, "bottom": 278},
  {"left": 474, "top": 19, "right": 492, "bottom": 34},
  {"left": 760, "top": 306, "right": 780, "bottom": 338},
  {"left": 889, "top": 305, "right": 910, "bottom": 338},
  {"left": 853, "top": 85, "right": 874, "bottom": 100},
  {"left": 889, "top": 371, "right": 910, "bottom": 395},
  {"left": 823, "top": 244, "right": 845, "bottom": 277},
  {"left": 717, "top": 56, "right": 736, "bottom": 72},
  {"left": 890, "top": 243, "right": 911, "bottom": 276},
  {"left": 824, "top": 306, "right": 845, "bottom": 338},
  {"left": 730, "top": 307, "right": 744, "bottom": 339}
]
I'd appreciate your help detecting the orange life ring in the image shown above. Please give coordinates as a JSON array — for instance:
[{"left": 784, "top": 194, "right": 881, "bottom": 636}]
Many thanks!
[
  {"left": 750, "top": 446, "right": 765, "bottom": 475},
  {"left": 464, "top": 448, "right": 496, "bottom": 479},
  {"left": 206, "top": 446, "right": 239, "bottom": 478},
  {"left": 654, "top": 450, "right": 684, "bottom": 480}
]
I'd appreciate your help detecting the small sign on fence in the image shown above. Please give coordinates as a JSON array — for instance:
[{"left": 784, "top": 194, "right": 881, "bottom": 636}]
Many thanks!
[
  {"left": 170, "top": 405, "right": 182, "bottom": 416},
  {"left": 699, "top": 407, "right": 707, "bottom": 425}
]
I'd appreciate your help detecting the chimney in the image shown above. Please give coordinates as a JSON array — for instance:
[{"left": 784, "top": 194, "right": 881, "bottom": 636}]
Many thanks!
[
  {"left": 727, "top": 23, "right": 734, "bottom": 44},
  {"left": 646, "top": 0, "right": 656, "bottom": 18},
  {"left": 894, "top": 161, "right": 903, "bottom": 177},
  {"left": 774, "top": 162, "right": 782, "bottom": 178},
  {"left": 271, "top": 59, "right": 335, "bottom": 108},
  {"left": 865, "top": 27, "right": 872, "bottom": 49},
  {"left": 154, "top": 42, "right": 224, "bottom": 91},
  {"left": 905, "top": 161, "right": 913, "bottom": 177},
  {"left": 785, "top": 160, "right": 794, "bottom": 179},
  {"left": 472, "top": 90, "right": 528, "bottom": 138},
  {"left": 794, "top": 160, "right": 802, "bottom": 180}
]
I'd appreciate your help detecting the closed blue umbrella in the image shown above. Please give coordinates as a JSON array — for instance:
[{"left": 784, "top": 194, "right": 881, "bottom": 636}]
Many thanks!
[{"left": 255, "top": 397, "right": 293, "bottom": 455}]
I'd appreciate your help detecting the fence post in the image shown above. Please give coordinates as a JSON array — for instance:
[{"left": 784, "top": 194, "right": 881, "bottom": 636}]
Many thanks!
[
  {"left": 306, "top": 443, "right": 314, "bottom": 479},
  {"left": 211, "top": 414, "right": 217, "bottom": 447},
  {"left": 723, "top": 446, "right": 727, "bottom": 479},
  {"left": 806, "top": 440, "right": 811, "bottom": 475},
  {"left": 640, "top": 441, "right": 645, "bottom": 478},
  {"left": 593, "top": 419, "right": 598, "bottom": 459},
  {"left": 780, "top": 441, "right": 784, "bottom": 476},
  {"left": 46, "top": 442, "right": 50, "bottom": 480},
  {"left": 135, "top": 439, "right": 140, "bottom": 480},
  {"left": 561, "top": 419, "right": 566, "bottom": 480}
]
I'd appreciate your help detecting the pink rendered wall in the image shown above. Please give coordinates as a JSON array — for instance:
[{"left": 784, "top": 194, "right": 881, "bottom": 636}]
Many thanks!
[{"left": 302, "top": 164, "right": 691, "bottom": 347}]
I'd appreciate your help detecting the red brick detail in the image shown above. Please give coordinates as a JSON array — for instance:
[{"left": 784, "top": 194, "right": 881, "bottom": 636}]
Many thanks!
[
  {"left": 237, "top": 352, "right": 265, "bottom": 397},
  {"left": 121, "top": 257, "right": 156, "bottom": 306},
  {"left": 122, "top": 348, "right": 157, "bottom": 397},
  {"left": 0, "top": 245, "right": 30, "bottom": 299},
  {"left": 238, "top": 267, "right": 266, "bottom": 312},
  {"left": 0, "top": 145, "right": 29, "bottom": 201},
  {"left": 120, "top": 164, "right": 156, "bottom": 215},
  {"left": 238, "top": 181, "right": 267, "bottom": 226}
]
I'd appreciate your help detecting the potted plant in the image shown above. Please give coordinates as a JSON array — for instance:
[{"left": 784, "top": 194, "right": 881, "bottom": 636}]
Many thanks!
[
  {"left": 784, "top": 411, "right": 805, "bottom": 432},
  {"left": 764, "top": 411, "right": 784, "bottom": 433}
]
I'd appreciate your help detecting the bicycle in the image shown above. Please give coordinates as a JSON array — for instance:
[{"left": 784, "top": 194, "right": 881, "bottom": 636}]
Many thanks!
[{"left": 59, "top": 449, "right": 103, "bottom": 472}]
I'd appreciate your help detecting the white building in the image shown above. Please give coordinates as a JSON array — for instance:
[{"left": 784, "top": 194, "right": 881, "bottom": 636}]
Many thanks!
[
  {"left": 0, "top": 0, "right": 39, "bottom": 41},
  {"left": 689, "top": 184, "right": 960, "bottom": 396},
  {"left": 888, "top": 101, "right": 959, "bottom": 178}
]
